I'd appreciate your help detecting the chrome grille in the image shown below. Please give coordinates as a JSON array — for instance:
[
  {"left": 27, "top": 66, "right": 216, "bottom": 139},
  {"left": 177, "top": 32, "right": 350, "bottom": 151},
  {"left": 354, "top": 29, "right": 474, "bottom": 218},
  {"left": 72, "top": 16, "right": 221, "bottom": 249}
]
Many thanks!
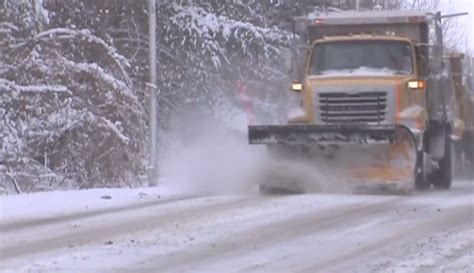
[{"left": 318, "top": 91, "right": 387, "bottom": 124}]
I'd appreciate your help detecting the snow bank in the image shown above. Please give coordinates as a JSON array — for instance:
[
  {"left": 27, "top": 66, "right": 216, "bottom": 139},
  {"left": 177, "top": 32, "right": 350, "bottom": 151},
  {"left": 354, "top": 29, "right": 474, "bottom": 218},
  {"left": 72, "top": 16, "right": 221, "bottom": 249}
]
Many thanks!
[{"left": 0, "top": 186, "right": 179, "bottom": 223}]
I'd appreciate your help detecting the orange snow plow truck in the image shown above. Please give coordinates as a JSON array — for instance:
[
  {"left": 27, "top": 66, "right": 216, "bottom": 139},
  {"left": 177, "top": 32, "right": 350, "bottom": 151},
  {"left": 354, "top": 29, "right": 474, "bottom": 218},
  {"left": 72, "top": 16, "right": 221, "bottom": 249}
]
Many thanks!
[
  {"left": 248, "top": 11, "right": 457, "bottom": 193},
  {"left": 446, "top": 53, "right": 474, "bottom": 178}
]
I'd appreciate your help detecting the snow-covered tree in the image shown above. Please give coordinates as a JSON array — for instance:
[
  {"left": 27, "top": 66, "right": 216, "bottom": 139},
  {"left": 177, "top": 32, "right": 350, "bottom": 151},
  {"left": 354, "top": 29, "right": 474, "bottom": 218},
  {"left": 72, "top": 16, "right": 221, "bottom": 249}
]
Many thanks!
[
  {"left": 1, "top": 0, "right": 293, "bottom": 193},
  {"left": 1, "top": 0, "right": 147, "bottom": 192}
]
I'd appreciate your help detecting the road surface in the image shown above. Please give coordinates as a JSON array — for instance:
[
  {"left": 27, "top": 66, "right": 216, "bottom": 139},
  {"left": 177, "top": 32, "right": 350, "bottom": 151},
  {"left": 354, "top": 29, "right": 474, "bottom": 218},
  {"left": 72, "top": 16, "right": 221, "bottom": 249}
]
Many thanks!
[{"left": 0, "top": 181, "right": 473, "bottom": 273}]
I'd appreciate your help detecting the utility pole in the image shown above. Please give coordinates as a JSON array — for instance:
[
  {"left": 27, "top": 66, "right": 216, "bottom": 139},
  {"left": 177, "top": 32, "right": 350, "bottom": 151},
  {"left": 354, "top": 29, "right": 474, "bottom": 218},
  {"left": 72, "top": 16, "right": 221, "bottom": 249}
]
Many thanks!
[{"left": 148, "top": 0, "right": 158, "bottom": 186}]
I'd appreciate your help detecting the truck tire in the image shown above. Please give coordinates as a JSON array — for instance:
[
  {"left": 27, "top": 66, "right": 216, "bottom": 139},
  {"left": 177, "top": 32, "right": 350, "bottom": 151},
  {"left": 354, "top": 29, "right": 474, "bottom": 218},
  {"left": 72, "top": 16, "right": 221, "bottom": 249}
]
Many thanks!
[
  {"left": 464, "top": 131, "right": 474, "bottom": 179},
  {"left": 431, "top": 136, "right": 453, "bottom": 189},
  {"left": 415, "top": 151, "right": 430, "bottom": 190}
]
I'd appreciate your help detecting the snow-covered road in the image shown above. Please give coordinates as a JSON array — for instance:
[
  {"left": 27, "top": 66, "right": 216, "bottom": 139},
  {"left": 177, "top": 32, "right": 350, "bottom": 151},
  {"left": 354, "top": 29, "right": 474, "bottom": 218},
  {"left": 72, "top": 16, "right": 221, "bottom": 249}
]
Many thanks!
[{"left": 0, "top": 181, "right": 473, "bottom": 273}]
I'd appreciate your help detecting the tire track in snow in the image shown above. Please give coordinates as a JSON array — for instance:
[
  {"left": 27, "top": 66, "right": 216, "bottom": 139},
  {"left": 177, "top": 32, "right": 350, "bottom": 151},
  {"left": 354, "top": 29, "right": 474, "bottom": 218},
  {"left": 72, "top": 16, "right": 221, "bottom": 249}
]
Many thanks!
[
  {"left": 128, "top": 196, "right": 412, "bottom": 272},
  {"left": 0, "top": 195, "right": 194, "bottom": 233},
  {"left": 0, "top": 195, "right": 279, "bottom": 262},
  {"left": 296, "top": 204, "right": 473, "bottom": 273}
]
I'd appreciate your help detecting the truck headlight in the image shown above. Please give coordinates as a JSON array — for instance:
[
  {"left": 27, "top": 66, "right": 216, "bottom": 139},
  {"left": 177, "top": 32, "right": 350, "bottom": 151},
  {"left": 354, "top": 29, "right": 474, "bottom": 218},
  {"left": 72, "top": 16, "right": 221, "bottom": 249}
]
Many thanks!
[
  {"left": 291, "top": 82, "right": 303, "bottom": 92},
  {"left": 408, "top": 80, "right": 425, "bottom": 90}
]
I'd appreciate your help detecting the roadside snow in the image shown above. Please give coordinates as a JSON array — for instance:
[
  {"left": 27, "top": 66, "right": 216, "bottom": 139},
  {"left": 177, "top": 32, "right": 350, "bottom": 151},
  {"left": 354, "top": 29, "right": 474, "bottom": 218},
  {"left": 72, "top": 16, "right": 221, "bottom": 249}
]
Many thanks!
[
  {"left": 0, "top": 185, "right": 180, "bottom": 223},
  {"left": 367, "top": 228, "right": 474, "bottom": 273}
]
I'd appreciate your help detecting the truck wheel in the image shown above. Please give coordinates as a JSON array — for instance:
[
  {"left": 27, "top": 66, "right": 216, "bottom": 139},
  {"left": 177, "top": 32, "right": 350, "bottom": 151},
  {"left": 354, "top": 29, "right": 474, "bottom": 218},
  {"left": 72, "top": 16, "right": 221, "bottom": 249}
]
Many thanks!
[
  {"left": 432, "top": 136, "right": 453, "bottom": 189},
  {"left": 415, "top": 151, "right": 430, "bottom": 190}
]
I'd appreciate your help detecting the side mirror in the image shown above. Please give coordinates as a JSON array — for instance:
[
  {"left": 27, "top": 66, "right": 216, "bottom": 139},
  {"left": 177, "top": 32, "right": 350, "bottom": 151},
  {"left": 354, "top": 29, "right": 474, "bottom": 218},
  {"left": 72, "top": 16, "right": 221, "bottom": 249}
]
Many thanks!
[{"left": 291, "top": 82, "right": 303, "bottom": 92}]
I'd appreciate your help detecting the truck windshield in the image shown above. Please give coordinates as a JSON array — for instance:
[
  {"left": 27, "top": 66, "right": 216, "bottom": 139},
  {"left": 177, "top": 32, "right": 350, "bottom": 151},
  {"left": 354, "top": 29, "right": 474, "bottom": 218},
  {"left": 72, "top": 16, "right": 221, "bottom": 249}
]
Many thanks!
[{"left": 309, "top": 40, "right": 413, "bottom": 76}]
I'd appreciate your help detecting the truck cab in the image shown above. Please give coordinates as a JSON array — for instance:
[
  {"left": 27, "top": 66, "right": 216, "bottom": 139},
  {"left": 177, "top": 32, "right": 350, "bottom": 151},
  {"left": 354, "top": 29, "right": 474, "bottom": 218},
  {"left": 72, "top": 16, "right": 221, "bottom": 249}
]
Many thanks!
[
  {"left": 291, "top": 35, "right": 426, "bottom": 131},
  {"left": 288, "top": 11, "right": 442, "bottom": 133}
]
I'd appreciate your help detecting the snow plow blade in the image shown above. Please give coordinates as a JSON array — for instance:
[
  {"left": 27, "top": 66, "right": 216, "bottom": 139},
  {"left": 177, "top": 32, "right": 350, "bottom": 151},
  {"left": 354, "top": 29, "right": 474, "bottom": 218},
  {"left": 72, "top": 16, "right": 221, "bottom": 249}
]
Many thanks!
[
  {"left": 248, "top": 124, "right": 417, "bottom": 194},
  {"left": 248, "top": 124, "right": 399, "bottom": 145}
]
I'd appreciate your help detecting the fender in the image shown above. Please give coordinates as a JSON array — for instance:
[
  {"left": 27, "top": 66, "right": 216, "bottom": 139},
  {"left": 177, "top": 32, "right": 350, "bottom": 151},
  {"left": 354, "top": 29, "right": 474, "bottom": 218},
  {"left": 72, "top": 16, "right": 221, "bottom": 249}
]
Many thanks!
[{"left": 397, "top": 105, "right": 428, "bottom": 151}]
